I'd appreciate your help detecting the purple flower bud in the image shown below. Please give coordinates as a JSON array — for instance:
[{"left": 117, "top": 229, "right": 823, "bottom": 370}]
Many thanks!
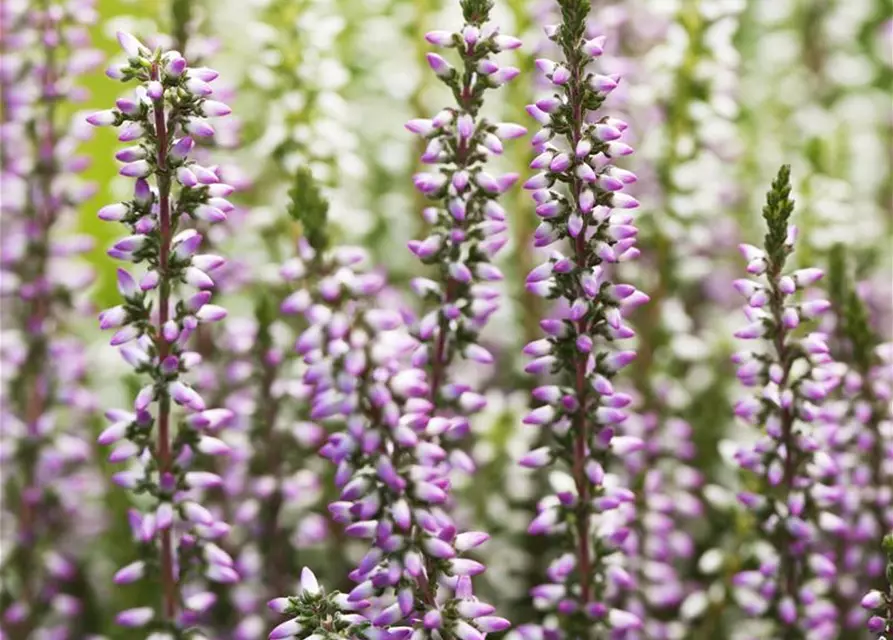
[
  {"left": 591, "top": 74, "right": 618, "bottom": 92},
  {"left": 98, "top": 203, "right": 129, "bottom": 221},
  {"left": 425, "top": 30, "right": 454, "bottom": 46},
  {"left": 270, "top": 619, "right": 303, "bottom": 639},
  {"left": 116, "top": 31, "right": 147, "bottom": 58},
  {"left": 117, "top": 123, "right": 145, "bottom": 142},
  {"left": 185, "top": 118, "right": 215, "bottom": 138},
  {"left": 87, "top": 109, "right": 117, "bottom": 126},
  {"left": 113, "top": 606, "right": 154, "bottom": 630},
  {"left": 119, "top": 160, "right": 151, "bottom": 178},
  {"left": 201, "top": 100, "right": 231, "bottom": 117},
  {"left": 427, "top": 53, "right": 453, "bottom": 77},
  {"left": 583, "top": 35, "right": 606, "bottom": 56}
]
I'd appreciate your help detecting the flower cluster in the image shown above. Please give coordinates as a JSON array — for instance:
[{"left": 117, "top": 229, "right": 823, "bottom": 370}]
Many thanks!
[
  {"left": 517, "top": 0, "right": 648, "bottom": 635},
  {"left": 614, "top": 413, "right": 704, "bottom": 638},
  {"left": 863, "top": 533, "right": 893, "bottom": 638},
  {"left": 202, "top": 171, "right": 340, "bottom": 639},
  {"left": 87, "top": 31, "right": 238, "bottom": 634},
  {"left": 406, "top": 0, "right": 525, "bottom": 473},
  {"left": 267, "top": 227, "right": 507, "bottom": 636},
  {"left": 268, "top": 567, "right": 369, "bottom": 639},
  {"left": 0, "top": 1, "right": 104, "bottom": 636},
  {"left": 729, "top": 165, "right": 844, "bottom": 636},
  {"left": 4, "top": 1, "right": 893, "bottom": 638},
  {"left": 812, "top": 248, "right": 893, "bottom": 632}
]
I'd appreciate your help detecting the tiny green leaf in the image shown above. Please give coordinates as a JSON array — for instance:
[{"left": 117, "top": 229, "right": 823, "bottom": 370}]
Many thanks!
[
  {"left": 557, "top": 0, "right": 589, "bottom": 51},
  {"left": 171, "top": 0, "right": 192, "bottom": 51},
  {"left": 827, "top": 243, "right": 847, "bottom": 316},
  {"left": 287, "top": 166, "right": 330, "bottom": 253},
  {"left": 460, "top": 0, "right": 494, "bottom": 25},
  {"left": 761, "top": 163, "right": 795, "bottom": 267}
]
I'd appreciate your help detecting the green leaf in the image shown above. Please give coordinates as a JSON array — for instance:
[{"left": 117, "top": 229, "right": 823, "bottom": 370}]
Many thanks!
[
  {"left": 171, "top": 0, "right": 193, "bottom": 52},
  {"left": 460, "top": 0, "right": 494, "bottom": 25},
  {"left": 557, "top": 0, "right": 589, "bottom": 50},
  {"left": 828, "top": 242, "right": 880, "bottom": 372},
  {"left": 287, "top": 166, "right": 330, "bottom": 253},
  {"left": 842, "top": 287, "right": 879, "bottom": 372},
  {"left": 761, "top": 163, "right": 795, "bottom": 266},
  {"left": 826, "top": 242, "right": 847, "bottom": 315}
]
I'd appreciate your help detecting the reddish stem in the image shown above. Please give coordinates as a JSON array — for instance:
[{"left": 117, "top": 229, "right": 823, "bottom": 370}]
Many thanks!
[
  {"left": 151, "top": 62, "right": 178, "bottom": 623},
  {"left": 568, "top": 52, "right": 593, "bottom": 609},
  {"left": 428, "top": 68, "right": 472, "bottom": 406},
  {"left": 16, "top": 10, "right": 60, "bottom": 627},
  {"left": 767, "top": 265, "right": 800, "bottom": 638}
]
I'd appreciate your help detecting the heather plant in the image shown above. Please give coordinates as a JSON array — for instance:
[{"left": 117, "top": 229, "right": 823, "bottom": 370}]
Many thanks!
[
  {"left": 406, "top": 0, "right": 525, "bottom": 477},
  {"left": 270, "top": 138, "right": 508, "bottom": 639},
  {"left": 815, "top": 245, "right": 893, "bottom": 633},
  {"left": 516, "top": 0, "right": 649, "bottom": 635},
  {"left": 1, "top": 0, "right": 891, "bottom": 639},
  {"left": 201, "top": 169, "right": 342, "bottom": 640},
  {"left": 728, "top": 165, "right": 844, "bottom": 638},
  {"left": 0, "top": 1, "right": 104, "bottom": 636},
  {"left": 87, "top": 31, "right": 238, "bottom": 634},
  {"left": 863, "top": 533, "right": 893, "bottom": 638}
]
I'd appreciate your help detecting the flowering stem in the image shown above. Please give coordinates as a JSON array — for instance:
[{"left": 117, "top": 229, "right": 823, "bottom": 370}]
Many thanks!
[
  {"left": 520, "top": 2, "right": 646, "bottom": 634},
  {"left": 765, "top": 257, "right": 799, "bottom": 630},
  {"left": 255, "top": 346, "right": 288, "bottom": 597},
  {"left": 567, "top": 45, "right": 593, "bottom": 610},
  {"left": 17, "top": 3, "right": 61, "bottom": 620},
  {"left": 429, "top": 279, "right": 457, "bottom": 405},
  {"left": 731, "top": 165, "right": 837, "bottom": 638},
  {"left": 428, "top": 50, "right": 475, "bottom": 407},
  {"left": 150, "top": 62, "right": 178, "bottom": 624}
]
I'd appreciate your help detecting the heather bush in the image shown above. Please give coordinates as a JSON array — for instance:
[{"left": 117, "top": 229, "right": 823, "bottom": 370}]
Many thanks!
[{"left": 1, "top": 0, "right": 890, "bottom": 639}]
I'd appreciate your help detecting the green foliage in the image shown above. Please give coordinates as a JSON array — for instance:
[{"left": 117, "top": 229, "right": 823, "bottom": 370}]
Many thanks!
[
  {"left": 827, "top": 243, "right": 848, "bottom": 315},
  {"left": 557, "top": 0, "right": 589, "bottom": 52},
  {"left": 287, "top": 167, "right": 330, "bottom": 253},
  {"left": 842, "top": 283, "right": 880, "bottom": 372},
  {"left": 761, "top": 164, "right": 795, "bottom": 266},
  {"left": 254, "top": 289, "right": 278, "bottom": 334},
  {"left": 460, "top": 0, "right": 493, "bottom": 25},
  {"left": 170, "top": 0, "right": 192, "bottom": 51},
  {"left": 828, "top": 242, "right": 880, "bottom": 372}
]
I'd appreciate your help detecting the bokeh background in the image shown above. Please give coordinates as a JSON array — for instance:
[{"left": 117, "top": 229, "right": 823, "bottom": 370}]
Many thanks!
[{"left": 2, "top": 0, "right": 892, "bottom": 637}]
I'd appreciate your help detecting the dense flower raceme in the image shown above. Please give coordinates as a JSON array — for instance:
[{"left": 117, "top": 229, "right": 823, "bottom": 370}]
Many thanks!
[
  {"left": 87, "top": 31, "right": 239, "bottom": 634},
  {"left": 203, "top": 192, "right": 344, "bottom": 639},
  {"left": 728, "top": 165, "right": 845, "bottom": 637},
  {"left": 268, "top": 241, "right": 508, "bottom": 638},
  {"left": 406, "top": 0, "right": 525, "bottom": 477},
  {"left": 613, "top": 412, "right": 704, "bottom": 640},
  {"left": 863, "top": 533, "right": 893, "bottom": 638},
  {"left": 0, "top": 1, "right": 105, "bottom": 637},
  {"left": 816, "top": 276, "right": 893, "bottom": 632},
  {"left": 516, "top": 0, "right": 648, "bottom": 636}
]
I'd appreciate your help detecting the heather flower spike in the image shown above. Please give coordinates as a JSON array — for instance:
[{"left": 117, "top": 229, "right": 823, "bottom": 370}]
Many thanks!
[
  {"left": 729, "top": 165, "right": 842, "bottom": 635},
  {"left": 819, "top": 244, "right": 893, "bottom": 631},
  {"left": 269, "top": 167, "right": 506, "bottom": 636},
  {"left": 0, "top": 1, "right": 103, "bottom": 634},
  {"left": 863, "top": 533, "right": 893, "bottom": 637},
  {"left": 267, "top": 567, "right": 368, "bottom": 639},
  {"left": 88, "top": 32, "right": 237, "bottom": 632},
  {"left": 408, "top": 0, "right": 524, "bottom": 473},
  {"left": 518, "top": 0, "right": 646, "bottom": 635}
]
